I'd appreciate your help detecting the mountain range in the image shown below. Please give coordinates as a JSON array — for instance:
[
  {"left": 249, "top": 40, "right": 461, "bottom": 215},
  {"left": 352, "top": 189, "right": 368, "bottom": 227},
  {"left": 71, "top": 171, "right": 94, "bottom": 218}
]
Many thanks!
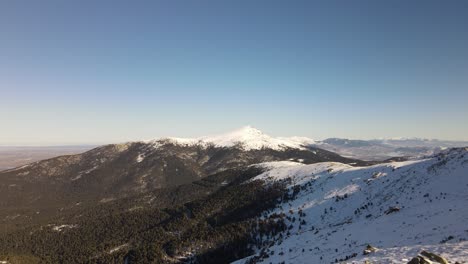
[
  {"left": 0, "top": 127, "right": 466, "bottom": 263},
  {"left": 314, "top": 137, "right": 468, "bottom": 161},
  {"left": 2, "top": 126, "right": 466, "bottom": 171}
]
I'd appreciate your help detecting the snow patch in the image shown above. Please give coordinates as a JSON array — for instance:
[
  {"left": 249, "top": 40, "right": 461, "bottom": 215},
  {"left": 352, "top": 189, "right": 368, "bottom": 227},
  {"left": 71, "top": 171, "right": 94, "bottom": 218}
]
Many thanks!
[
  {"left": 109, "top": 243, "right": 129, "bottom": 254},
  {"left": 71, "top": 166, "right": 99, "bottom": 181},
  {"left": 51, "top": 224, "right": 78, "bottom": 232},
  {"left": 136, "top": 154, "right": 145, "bottom": 163}
]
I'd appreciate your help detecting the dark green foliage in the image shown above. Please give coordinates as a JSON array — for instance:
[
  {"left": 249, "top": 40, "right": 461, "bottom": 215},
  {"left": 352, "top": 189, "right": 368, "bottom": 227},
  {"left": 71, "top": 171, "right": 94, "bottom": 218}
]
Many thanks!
[{"left": 0, "top": 168, "right": 287, "bottom": 263}]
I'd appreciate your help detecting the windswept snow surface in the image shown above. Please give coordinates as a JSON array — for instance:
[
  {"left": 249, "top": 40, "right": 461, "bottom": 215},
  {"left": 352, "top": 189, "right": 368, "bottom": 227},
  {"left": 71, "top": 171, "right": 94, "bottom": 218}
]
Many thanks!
[
  {"left": 148, "top": 126, "right": 317, "bottom": 151},
  {"left": 234, "top": 148, "right": 468, "bottom": 263}
]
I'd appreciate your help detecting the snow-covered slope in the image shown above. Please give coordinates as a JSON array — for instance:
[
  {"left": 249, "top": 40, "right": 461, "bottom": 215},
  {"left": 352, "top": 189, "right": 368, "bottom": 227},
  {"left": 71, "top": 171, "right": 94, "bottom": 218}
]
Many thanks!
[
  {"left": 234, "top": 148, "right": 468, "bottom": 263},
  {"left": 149, "top": 126, "right": 317, "bottom": 151}
]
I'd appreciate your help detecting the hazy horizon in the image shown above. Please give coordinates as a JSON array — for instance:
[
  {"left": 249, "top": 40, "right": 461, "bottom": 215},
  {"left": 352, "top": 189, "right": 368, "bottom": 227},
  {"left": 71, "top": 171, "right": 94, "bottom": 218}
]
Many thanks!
[
  {"left": 1, "top": 125, "right": 468, "bottom": 147},
  {"left": 1, "top": 1, "right": 467, "bottom": 145}
]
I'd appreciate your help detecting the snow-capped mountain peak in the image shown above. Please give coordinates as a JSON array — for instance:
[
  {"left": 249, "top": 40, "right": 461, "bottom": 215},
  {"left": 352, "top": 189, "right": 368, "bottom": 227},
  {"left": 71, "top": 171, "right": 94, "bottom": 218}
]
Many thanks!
[
  {"left": 199, "top": 126, "right": 267, "bottom": 146},
  {"left": 152, "top": 126, "right": 316, "bottom": 151}
]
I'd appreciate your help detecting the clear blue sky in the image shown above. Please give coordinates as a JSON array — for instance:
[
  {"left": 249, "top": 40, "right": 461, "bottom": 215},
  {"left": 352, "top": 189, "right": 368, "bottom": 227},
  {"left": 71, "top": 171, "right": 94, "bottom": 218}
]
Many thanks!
[{"left": 1, "top": 0, "right": 467, "bottom": 145}]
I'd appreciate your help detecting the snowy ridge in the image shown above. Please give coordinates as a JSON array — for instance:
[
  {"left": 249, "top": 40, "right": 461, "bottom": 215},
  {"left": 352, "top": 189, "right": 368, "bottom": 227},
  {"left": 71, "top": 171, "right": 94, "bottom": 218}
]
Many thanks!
[
  {"left": 148, "top": 126, "right": 317, "bottom": 151},
  {"left": 234, "top": 148, "right": 468, "bottom": 263},
  {"left": 142, "top": 126, "right": 467, "bottom": 159}
]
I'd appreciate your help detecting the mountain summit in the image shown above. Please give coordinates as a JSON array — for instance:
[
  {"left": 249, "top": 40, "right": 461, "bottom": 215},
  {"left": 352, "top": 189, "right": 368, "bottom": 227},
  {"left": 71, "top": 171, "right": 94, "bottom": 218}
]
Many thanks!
[{"left": 155, "top": 126, "right": 317, "bottom": 151}]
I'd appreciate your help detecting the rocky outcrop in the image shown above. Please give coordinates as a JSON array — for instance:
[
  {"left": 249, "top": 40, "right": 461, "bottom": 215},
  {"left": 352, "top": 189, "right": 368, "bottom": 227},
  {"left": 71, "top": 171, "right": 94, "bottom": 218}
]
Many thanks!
[
  {"left": 363, "top": 244, "right": 378, "bottom": 255},
  {"left": 407, "top": 250, "right": 449, "bottom": 264}
]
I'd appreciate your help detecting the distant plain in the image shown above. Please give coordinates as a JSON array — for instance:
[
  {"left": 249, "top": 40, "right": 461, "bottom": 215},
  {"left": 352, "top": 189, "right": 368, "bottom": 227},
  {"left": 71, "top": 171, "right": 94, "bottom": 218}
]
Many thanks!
[{"left": 0, "top": 146, "right": 95, "bottom": 171}]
